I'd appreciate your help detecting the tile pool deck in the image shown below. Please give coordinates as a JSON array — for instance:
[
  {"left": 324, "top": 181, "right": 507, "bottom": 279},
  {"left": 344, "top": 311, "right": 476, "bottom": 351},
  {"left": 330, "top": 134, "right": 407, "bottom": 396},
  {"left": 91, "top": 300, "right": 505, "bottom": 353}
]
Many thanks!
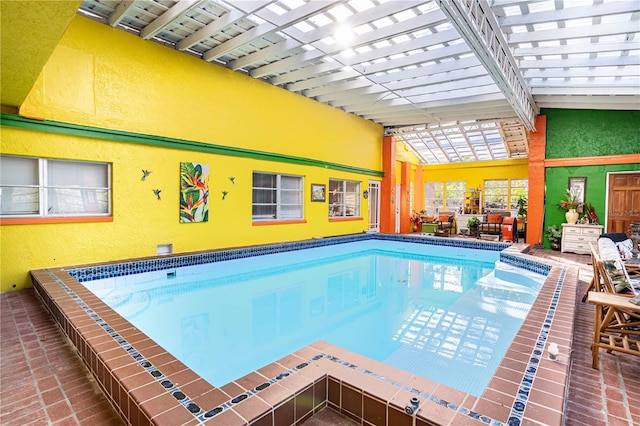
[{"left": 2, "top": 244, "right": 639, "bottom": 425}]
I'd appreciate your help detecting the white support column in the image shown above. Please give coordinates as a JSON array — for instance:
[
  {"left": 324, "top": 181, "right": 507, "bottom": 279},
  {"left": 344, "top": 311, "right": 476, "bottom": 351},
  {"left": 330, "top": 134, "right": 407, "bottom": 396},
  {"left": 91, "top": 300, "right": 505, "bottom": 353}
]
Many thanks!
[{"left": 437, "top": 0, "right": 538, "bottom": 130}]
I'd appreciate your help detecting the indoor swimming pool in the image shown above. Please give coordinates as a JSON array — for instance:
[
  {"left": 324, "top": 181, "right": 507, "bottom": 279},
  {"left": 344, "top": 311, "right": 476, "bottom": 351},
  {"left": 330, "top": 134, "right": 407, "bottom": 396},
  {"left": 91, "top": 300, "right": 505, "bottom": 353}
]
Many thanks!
[
  {"left": 31, "top": 233, "right": 572, "bottom": 426},
  {"left": 82, "top": 240, "right": 545, "bottom": 396}
]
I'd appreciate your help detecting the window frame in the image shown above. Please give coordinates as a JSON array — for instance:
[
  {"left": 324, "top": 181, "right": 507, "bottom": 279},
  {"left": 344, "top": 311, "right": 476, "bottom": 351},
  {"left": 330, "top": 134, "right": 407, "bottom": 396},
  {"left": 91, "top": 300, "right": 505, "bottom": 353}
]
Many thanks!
[
  {"left": 444, "top": 181, "right": 465, "bottom": 212},
  {"left": 252, "top": 171, "right": 304, "bottom": 222},
  {"left": 424, "top": 182, "right": 444, "bottom": 215},
  {"left": 328, "top": 179, "right": 361, "bottom": 218},
  {"left": 509, "top": 179, "right": 528, "bottom": 210},
  {"left": 483, "top": 179, "right": 509, "bottom": 211},
  {"left": 0, "top": 155, "right": 112, "bottom": 223}
]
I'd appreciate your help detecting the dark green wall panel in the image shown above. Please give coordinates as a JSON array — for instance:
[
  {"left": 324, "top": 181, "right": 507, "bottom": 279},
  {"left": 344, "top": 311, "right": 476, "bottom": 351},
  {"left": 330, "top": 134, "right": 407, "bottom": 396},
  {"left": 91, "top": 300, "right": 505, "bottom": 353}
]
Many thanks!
[
  {"left": 543, "top": 109, "right": 640, "bottom": 159},
  {"left": 543, "top": 164, "right": 640, "bottom": 247}
]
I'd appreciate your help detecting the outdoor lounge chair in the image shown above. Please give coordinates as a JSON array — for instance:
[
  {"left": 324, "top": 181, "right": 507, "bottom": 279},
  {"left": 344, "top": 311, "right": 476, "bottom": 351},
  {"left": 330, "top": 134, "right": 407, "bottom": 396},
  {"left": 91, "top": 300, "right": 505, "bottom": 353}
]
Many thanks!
[{"left": 587, "top": 238, "right": 640, "bottom": 369}]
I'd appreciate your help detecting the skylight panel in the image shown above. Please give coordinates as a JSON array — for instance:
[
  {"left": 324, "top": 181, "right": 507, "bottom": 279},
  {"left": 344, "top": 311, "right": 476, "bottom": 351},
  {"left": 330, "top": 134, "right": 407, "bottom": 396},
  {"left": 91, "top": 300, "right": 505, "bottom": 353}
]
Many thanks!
[
  {"left": 393, "top": 9, "right": 417, "bottom": 22},
  {"left": 599, "top": 34, "right": 629, "bottom": 43},
  {"left": 412, "top": 28, "right": 431, "bottom": 38},
  {"left": 308, "top": 13, "right": 332, "bottom": 28},
  {"left": 373, "top": 40, "right": 391, "bottom": 49},
  {"left": 566, "top": 37, "right": 590, "bottom": 45},
  {"left": 538, "top": 40, "right": 561, "bottom": 48},
  {"left": 354, "top": 23, "right": 373, "bottom": 35},
  {"left": 355, "top": 45, "right": 372, "bottom": 54},
  {"left": 528, "top": 1, "right": 556, "bottom": 14},
  {"left": 349, "top": 0, "right": 375, "bottom": 13},
  {"left": 509, "top": 25, "right": 528, "bottom": 34},
  {"left": 279, "top": 0, "right": 304, "bottom": 10},
  {"left": 372, "top": 16, "right": 394, "bottom": 28},
  {"left": 501, "top": 5, "right": 522, "bottom": 17},
  {"left": 601, "top": 13, "right": 633, "bottom": 25},
  {"left": 434, "top": 22, "right": 454, "bottom": 32},
  {"left": 565, "top": 18, "right": 593, "bottom": 28},
  {"left": 342, "top": 48, "right": 356, "bottom": 58},
  {"left": 392, "top": 34, "right": 411, "bottom": 44},
  {"left": 533, "top": 22, "right": 557, "bottom": 31},
  {"left": 294, "top": 21, "right": 315, "bottom": 33},
  {"left": 265, "top": 3, "right": 287, "bottom": 15},
  {"left": 328, "top": 4, "right": 354, "bottom": 21},
  {"left": 321, "top": 36, "right": 335, "bottom": 45}
]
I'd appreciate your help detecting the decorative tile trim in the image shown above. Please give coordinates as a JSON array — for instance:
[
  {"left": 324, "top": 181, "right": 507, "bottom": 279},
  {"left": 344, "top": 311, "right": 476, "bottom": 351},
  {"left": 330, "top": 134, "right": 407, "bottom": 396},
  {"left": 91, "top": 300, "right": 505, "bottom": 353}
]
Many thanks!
[
  {"left": 323, "top": 354, "right": 505, "bottom": 426},
  {"left": 43, "top": 270, "right": 206, "bottom": 419},
  {"left": 201, "top": 353, "right": 325, "bottom": 419},
  {"left": 500, "top": 252, "right": 552, "bottom": 276},
  {"left": 44, "top": 269, "right": 326, "bottom": 422},
  {"left": 67, "top": 234, "right": 533, "bottom": 283},
  {"left": 506, "top": 267, "right": 566, "bottom": 426}
]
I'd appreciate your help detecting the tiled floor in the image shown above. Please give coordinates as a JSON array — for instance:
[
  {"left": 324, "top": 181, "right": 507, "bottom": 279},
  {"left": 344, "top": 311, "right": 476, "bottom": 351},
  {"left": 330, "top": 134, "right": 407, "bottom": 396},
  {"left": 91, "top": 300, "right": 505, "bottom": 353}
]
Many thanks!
[{"left": 1, "top": 248, "right": 638, "bottom": 425}]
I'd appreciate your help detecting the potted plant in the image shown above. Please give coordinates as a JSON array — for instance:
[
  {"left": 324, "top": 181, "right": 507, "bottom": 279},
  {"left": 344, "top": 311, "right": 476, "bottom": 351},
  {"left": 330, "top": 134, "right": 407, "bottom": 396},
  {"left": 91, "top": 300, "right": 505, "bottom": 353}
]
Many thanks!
[
  {"left": 467, "top": 216, "right": 481, "bottom": 236},
  {"left": 546, "top": 224, "right": 562, "bottom": 250},
  {"left": 410, "top": 211, "right": 421, "bottom": 232},
  {"left": 559, "top": 189, "right": 581, "bottom": 224},
  {"left": 516, "top": 196, "right": 527, "bottom": 220}
]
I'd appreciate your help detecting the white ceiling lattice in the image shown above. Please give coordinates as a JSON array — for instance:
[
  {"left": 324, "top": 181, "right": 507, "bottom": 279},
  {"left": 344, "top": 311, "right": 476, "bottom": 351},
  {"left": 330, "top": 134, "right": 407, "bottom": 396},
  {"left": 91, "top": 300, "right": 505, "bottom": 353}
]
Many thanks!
[{"left": 77, "top": 0, "right": 640, "bottom": 164}]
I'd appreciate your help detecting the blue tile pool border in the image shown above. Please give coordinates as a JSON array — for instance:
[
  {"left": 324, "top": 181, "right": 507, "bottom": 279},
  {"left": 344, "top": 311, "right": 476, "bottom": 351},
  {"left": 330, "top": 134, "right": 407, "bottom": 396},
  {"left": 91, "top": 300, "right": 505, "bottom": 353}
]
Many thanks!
[{"left": 66, "top": 233, "right": 548, "bottom": 282}]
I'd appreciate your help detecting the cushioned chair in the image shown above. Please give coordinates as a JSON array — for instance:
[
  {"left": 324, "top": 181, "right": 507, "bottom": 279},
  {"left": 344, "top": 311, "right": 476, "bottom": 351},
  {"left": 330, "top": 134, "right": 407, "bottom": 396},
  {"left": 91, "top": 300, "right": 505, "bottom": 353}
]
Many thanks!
[
  {"left": 477, "top": 211, "right": 511, "bottom": 239},
  {"left": 587, "top": 237, "right": 640, "bottom": 369},
  {"left": 436, "top": 211, "right": 456, "bottom": 235}
]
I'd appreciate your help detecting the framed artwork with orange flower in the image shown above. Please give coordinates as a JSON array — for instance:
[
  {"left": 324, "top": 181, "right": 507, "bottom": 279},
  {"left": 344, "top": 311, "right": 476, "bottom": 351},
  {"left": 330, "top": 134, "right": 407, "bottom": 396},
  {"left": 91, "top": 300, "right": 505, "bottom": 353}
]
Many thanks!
[{"left": 180, "top": 162, "right": 209, "bottom": 223}]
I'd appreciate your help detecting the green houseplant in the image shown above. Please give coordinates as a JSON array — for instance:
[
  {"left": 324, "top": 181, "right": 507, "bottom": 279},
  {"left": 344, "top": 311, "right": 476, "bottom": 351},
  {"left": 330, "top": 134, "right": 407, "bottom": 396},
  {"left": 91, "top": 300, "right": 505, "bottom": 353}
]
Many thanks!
[
  {"left": 467, "top": 217, "right": 481, "bottom": 228},
  {"left": 516, "top": 196, "right": 528, "bottom": 219},
  {"left": 467, "top": 217, "right": 481, "bottom": 236},
  {"left": 546, "top": 224, "right": 562, "bottom": 250}
]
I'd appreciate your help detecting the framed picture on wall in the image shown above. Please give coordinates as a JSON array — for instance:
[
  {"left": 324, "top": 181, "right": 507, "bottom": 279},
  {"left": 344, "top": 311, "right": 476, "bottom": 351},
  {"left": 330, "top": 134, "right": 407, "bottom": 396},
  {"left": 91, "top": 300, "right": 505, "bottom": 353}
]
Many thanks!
[
  {"left": 311, "top": 183, "right": 326, "bottom": 202},
  {"left": 568, "top": 177, "right": 587, "bottom": 204}
]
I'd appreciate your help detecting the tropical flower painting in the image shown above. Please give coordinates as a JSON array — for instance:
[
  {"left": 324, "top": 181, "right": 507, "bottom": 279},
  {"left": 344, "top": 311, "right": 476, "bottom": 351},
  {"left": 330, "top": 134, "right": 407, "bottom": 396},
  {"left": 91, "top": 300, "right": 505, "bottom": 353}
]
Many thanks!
[{"left": 180, "top": 162, "right": 209, "bottom": 223}]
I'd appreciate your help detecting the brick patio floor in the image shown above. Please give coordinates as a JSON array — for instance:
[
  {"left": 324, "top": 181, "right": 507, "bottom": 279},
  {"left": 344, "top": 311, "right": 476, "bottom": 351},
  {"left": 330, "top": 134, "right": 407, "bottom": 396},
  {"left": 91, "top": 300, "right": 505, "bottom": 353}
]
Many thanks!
[{"left": 1, "top": 248, "right": 638, "bottom": 425}]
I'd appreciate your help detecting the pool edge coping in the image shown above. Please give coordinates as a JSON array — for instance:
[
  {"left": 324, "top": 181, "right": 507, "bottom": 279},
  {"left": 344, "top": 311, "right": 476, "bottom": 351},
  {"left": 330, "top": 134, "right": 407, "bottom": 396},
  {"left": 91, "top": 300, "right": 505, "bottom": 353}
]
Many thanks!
[{"left": 29, "top": 234, "right": 575, "bottom": 426}]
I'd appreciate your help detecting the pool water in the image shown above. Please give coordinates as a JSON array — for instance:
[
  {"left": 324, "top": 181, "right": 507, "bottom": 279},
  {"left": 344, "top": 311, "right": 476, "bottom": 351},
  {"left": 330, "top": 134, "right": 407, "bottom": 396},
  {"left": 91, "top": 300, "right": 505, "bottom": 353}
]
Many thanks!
[{"left": 84, "top": 240, "right": 544, "bottom": 396}]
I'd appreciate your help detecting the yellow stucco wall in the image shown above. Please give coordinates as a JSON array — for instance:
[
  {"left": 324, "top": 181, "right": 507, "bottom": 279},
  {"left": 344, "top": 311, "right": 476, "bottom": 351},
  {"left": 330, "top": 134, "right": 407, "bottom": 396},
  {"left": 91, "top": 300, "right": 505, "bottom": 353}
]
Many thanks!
[
  {"left": 1, "top": 16, "right": 383, "bottom": 291},
  {"left": 422, "top": 158, "right": 529, "bottom": 187},
  {"left": 420, "top": 158, "right": 529, "bottom": 211}
]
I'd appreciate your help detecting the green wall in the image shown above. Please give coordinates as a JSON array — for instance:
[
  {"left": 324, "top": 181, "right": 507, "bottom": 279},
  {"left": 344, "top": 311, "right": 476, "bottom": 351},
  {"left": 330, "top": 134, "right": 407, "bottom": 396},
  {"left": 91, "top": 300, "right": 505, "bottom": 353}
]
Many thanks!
[
  {"left": 544, "top": 109, "right": 640, "bottom": 158},
  {"left": 542, "top": 109, "right": 640, "bottom": 247},
  {"left": 545, "top": 164, "right": 640, "bottom": 234}
]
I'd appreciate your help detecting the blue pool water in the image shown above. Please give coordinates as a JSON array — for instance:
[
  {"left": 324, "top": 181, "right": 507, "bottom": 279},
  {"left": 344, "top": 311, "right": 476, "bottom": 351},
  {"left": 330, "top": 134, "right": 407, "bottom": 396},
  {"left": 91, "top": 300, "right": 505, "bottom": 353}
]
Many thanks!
[{"left": 83, "top": 240, "right": 544, "bottom": 396}]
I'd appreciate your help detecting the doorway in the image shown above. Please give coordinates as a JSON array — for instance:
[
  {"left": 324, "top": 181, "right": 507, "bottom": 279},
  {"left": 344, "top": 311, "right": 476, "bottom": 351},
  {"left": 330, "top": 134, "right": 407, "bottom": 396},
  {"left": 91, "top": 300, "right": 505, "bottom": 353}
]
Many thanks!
[
  {"left": 367, "top": 180, "right": 380, "bottom": 232},
  {"left": 395, "top": 183, "right": 401, "bottom": 234},
  {"left": 606, "top": 172, "right": 640, "bottom": 233}
]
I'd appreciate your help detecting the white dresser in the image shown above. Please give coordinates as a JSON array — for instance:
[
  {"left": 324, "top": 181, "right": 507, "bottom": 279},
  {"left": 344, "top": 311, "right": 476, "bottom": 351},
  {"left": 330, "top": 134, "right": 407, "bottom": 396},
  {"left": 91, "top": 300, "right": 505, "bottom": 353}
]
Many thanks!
[{"left": 561, "top": 224, "right": 603, "bottom": 254}]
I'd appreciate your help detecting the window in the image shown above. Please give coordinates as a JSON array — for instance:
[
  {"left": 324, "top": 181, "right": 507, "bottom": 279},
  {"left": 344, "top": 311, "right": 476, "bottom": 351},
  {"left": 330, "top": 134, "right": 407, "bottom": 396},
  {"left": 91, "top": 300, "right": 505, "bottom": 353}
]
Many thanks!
[
  {"left": 329, "top": 179, "right": 360, "bottom": 217},
  {"left": 484, "top": 179, "right": 508, "bottom": 211},
  {"left": 0, "top": 155, "right": 111, "bottom": 217},
  {"left": 424, "top": 182, "right": 443, "bottom": 214},
  {"left": 445, "top": 181, "right": 465, "bottom": 212},
  {"left": 252, "top": 172, "right": 303, "bottom": 220},
  {"left": 509, "top": 179, "right": 528, "bottom": 210}
]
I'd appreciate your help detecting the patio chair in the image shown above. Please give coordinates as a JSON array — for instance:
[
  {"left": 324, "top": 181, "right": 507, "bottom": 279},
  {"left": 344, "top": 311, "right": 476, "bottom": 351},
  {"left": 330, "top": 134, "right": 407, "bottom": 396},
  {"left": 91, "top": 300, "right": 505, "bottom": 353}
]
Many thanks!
[
  {"left": 587, "top": 238, "right": 640, "bottom": 369},
  {"left": 436, "top": 211, "right": 456, "bottom": 235},
  {"left": 581, "top": 243, "right": 604, "bottom": 302},
  {"left": 583, "top": 237, "right": 640, "bottom": 302}
]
